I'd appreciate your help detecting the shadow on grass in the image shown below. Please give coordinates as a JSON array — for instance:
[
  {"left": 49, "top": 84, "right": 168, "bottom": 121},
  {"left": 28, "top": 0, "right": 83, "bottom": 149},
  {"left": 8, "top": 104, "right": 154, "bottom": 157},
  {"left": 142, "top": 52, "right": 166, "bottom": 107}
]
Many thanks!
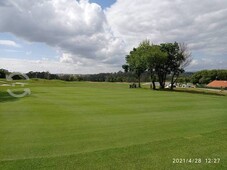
[
  {"left": 141, "top": 85, "right": 226, "bottom": 96},
  {"left": 158, "top": 88, "right": 226, "bottom": 96},
  {"left": 0, "top": 91, "right": 20, "bottom": 103}
]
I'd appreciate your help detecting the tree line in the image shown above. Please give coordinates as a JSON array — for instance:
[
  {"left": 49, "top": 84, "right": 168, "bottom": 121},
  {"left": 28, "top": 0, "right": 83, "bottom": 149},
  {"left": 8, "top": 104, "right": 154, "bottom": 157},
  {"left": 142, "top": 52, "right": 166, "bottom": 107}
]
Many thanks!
[
  {"left": 0, "top": 68, "right": 193, "bottom": 83},
  {"left": 122, "top": 40, "right": 192, "bottom": 90},
  {"left": 191, "top": 70, "right": 227, "bottom": 84},
  {"left": 0, "top": 69, "right": 140, "bottom": 82},
  {"left": 28, "top": 71, "right": 147, "bottom": 82},
  {"left": 1, "top": 69, "right": 226, "bottom": 85}
]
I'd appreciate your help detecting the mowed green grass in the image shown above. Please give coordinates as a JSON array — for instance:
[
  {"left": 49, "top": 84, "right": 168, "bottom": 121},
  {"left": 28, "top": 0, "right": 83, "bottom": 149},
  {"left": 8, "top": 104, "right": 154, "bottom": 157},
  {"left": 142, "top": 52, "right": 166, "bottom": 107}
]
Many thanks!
[{"left": 0, "top": 80, "right": 226, "bottom": 170}]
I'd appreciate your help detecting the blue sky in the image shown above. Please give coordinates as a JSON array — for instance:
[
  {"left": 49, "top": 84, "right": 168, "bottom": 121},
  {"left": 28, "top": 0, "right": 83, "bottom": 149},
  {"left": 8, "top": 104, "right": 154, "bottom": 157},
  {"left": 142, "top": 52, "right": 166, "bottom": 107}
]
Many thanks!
[
  {"left": 0, "top": 33, "right": 57, "bottom": 60},
  {"left": 0, "top": 0, "right": 226, "bottom": 73},
  {"left": 90, "top": 0, "right": 116, "bottom": 8}
]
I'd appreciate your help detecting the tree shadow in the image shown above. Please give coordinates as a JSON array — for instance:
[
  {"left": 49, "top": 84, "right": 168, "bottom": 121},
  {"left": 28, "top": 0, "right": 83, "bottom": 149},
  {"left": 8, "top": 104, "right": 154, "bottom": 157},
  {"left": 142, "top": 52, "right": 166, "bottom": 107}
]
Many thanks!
[
  {"left": 0, "top": 91, "right": 20, "bottom": 103},
  {"left": 158, "top": 88, "right": 226, "bottom": 96}
]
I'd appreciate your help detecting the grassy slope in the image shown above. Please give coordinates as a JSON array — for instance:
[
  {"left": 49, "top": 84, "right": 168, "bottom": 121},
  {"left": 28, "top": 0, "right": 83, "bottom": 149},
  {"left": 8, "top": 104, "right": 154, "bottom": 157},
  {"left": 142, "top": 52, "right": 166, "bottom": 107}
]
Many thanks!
[{"left": 0, "top": 80, "right": 226, "bottom": 169}]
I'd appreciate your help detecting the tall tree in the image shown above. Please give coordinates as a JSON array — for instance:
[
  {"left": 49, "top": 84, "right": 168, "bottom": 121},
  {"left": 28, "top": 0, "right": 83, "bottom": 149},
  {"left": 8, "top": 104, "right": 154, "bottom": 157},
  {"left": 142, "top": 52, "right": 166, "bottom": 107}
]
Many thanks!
[
  {"left": 125, "top": 46, "right": 147, "bottom": 88},
  {"left": 123, "top": 41, "right": 191, "bottom": 90},
  {"left": 160, "top": 42, "right": 192, "bottom": 90},
  {"left": 140, "top": 41, "right": 167, "bottom": 90}
]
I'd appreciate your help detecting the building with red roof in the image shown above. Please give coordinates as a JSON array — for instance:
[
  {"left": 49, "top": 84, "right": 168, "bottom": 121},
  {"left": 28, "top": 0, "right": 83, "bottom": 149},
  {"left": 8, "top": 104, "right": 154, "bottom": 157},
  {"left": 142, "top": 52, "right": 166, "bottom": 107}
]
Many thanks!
[{"left": 207, "top": 80, "right": 227, "bottom": 88}]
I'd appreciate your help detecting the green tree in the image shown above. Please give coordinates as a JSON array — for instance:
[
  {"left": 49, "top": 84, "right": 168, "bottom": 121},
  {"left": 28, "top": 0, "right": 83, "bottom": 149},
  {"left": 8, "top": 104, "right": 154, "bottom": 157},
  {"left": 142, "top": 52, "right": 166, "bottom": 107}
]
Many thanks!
[
  {"left": 122, "top": 64, "right": 129, "bottom": 73},
  {"left": 141, "top": 41, "right": 167, "bottom": 90},
  {"left": 160, "top": 42, "right": 191, "bottom": 90},
  {"left": 123, "top": 41, "right": 191, "bottom": 90},
  {"left": 0, "top": 69, "right": 9, "bottom": 78},
  {"left": 125, "top": 46, "right": 147, "bottom": 88},
  {"left": 191, "top": 70, "right": 227, "bottom": 84}
]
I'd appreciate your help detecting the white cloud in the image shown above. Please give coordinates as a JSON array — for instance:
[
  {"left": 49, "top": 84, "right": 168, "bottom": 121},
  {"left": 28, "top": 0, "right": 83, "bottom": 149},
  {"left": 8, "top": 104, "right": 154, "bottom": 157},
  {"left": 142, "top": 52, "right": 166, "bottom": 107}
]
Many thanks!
[
  {"left": 0, "top": 0, "right": 227, "bottom": 73},
  {"left": 60, "top": 53, "right": 74, "bottom": 63},
  {"left": 0, "top": 57, "right": 118, "bottom": 74},
  {"left": 0, "top": 0, "right": 125, "bottom": 70},
  {"left": 106, "top": 0, "right": 227, "bottom": 53},
  {"left": 0, "top": 40, "right": 20, "bottom": 47}
]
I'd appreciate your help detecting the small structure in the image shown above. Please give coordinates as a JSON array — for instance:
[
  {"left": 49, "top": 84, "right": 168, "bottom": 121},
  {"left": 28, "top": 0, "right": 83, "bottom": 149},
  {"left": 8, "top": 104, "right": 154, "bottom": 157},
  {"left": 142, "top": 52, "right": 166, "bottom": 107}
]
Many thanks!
[{"left": 207, "top": 80, "right": 227, "bottom": 88}]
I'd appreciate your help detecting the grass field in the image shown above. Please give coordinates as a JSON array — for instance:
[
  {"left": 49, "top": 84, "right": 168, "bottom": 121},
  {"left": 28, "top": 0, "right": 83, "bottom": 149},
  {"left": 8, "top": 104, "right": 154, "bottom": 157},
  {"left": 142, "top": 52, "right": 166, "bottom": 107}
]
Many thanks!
[{"left": 0, "top": 80, "right": 226, "bottom": 169}]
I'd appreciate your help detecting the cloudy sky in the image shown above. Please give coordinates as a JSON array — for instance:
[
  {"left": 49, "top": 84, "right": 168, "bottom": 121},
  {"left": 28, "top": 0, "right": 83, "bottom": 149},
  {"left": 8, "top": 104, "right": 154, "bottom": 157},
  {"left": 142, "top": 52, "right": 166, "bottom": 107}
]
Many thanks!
[{"left": 0, "top": 0, "right": 226, "bottom": 74}]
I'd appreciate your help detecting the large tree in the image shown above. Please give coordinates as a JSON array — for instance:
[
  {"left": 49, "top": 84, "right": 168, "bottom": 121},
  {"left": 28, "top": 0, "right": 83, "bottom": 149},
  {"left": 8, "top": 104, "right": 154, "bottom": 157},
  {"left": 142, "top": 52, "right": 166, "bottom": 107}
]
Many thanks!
[
  {"left": 125, "top": 46, "right": 147, "bottom": 88},
  {"left": 140, "top": 41, "right": 167, "bottom": 90},
  {"left": 160, "top": 42, "right": 192, "bottom": 89},
  {"left": 123, "top": 41, "right": 191, "bottom": 90}
]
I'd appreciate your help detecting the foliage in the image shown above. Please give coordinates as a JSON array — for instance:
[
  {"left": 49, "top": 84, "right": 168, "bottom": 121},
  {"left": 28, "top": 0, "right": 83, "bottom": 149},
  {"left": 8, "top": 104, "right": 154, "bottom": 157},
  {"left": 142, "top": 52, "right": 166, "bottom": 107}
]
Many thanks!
[
  {"left": 160, "top": 42, "right": 192, "bottom": 89},
  {"left": 191, "top": 70, "right": 227, "bottom": 84},
  {"left": 0, "top": 68, "right": 9, "bottom": 78},
  {"left": 144, "top": 42, "right": 167, "bottom": 89},
  {"left": 125, "top": 45, "right": 148, "bottom": 87},
  {"left": 123, "top": 41, "right": 192, "bottom": 89}
]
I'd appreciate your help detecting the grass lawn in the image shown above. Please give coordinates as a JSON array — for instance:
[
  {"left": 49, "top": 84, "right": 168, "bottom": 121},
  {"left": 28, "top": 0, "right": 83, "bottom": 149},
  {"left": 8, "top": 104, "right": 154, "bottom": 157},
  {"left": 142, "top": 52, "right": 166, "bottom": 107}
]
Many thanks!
[{"left": 0, "top": 80, "right": 226, "bottom": 169}]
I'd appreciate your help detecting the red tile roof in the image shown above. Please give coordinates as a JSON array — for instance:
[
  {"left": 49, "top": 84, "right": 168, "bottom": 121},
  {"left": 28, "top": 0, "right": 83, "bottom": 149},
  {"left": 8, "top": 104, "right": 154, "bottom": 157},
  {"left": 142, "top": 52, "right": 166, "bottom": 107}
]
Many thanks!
[{"left": 207, "top": 80, "right": 227, "bottom": 88}]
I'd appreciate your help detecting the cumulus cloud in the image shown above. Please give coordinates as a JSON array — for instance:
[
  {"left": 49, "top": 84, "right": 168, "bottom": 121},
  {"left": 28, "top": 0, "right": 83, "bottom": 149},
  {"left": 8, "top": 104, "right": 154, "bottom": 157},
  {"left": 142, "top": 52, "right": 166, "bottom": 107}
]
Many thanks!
[
  {"left": 0, "top": 40, "right": 20, "bottom": 47},
  {"left": 0, "top": 0, "right": 227, "bottom": 72},
  {"left": 187, "top": 57, "right": 227, "bottom": 71},
  {"left": 106, "top": 0, "right": 227, "bottom": 51},
  {"left": 106, "top": 0, "right": 227, "bottom": 69},
  {"left": 0, "top": 57, "right": 118, "bottom": 74},
  {"left": 0, "top": 0, "right": 126, "bottom": 70}
]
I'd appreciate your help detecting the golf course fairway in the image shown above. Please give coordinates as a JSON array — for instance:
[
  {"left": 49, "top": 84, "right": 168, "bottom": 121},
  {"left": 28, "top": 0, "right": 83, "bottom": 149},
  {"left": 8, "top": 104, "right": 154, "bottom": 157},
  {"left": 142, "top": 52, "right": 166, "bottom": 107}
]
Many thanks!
[{"left": 0, "top": 80, "right": 226, "bottom": 169}]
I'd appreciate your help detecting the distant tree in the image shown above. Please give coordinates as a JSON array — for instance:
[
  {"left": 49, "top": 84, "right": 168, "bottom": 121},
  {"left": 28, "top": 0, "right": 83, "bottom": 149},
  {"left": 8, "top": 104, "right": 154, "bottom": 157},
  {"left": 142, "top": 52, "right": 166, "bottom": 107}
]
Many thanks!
[
  {"left": 0, "top": 69, "right": 10, "bottom": 78},
  {"left": 122, "top": 64, "right": 129, "bottom": 73},
  {"left": 191, "top": 70, "right": 227, "bottom": 84}
]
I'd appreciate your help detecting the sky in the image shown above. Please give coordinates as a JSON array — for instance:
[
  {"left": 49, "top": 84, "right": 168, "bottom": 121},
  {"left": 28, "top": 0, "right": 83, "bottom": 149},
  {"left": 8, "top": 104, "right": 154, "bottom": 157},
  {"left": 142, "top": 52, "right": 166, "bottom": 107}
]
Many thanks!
[{"left": 0, "top": 0, "right": 226, "bottom": 74}]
